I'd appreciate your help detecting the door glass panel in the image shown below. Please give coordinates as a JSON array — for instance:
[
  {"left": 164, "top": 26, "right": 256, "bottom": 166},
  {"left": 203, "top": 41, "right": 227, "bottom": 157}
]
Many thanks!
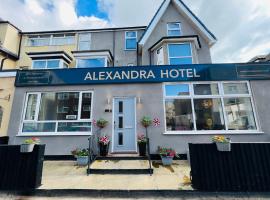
[
  {"left": 118, "top": 132, "right": 123, "bottom": 145},
  {"left": 119, "top": 116, "right": 123, "bottom": 128},
  {"left": 119, "top": 101, "right": 123, "bottom": 113}
]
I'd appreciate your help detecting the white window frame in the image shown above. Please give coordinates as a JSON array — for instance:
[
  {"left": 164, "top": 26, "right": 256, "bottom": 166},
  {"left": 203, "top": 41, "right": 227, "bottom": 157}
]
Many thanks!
[
  {"left": 75, "top": 56, "right": 108, "bottom": 68},
  {"left": 163, "top": 81, "right": 261, "bottom": 135},
  {"left": 19, "top": 91, "right": 94, "bottom": 136},
  {"left": 32, "top": 59, "right": 67, "bottom": 69},
  {"left": 167, "top": 43, "right": 193, "bottom": 65},
  {"left": 78, "top": 32, "right": 91, "bottom": 51},
  {"left": 167, "top": 22, "right": 181, "bottom": 36},
  {"left": 125, "top": 31, "right": 137, "bottom": 50},
  {"left": 27, "top": 34, "right": 75, "bottom": 47}
]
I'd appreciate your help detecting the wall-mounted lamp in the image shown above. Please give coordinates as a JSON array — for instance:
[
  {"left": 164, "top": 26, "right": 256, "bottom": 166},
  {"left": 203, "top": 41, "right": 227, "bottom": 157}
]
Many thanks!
[
  {"left": 137, "top": 97, "right": 142, "bottom": 104},
  {"left": 105, "top": 97, "right": 112, "bottom": 113},
  {"left": 0, "top": 94, "right": 10, "bottom": 101}
]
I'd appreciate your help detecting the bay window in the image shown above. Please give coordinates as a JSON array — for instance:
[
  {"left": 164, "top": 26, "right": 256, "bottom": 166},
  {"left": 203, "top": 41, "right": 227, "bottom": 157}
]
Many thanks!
[
  {"left": 164, "top": 82, "right": 258, "bottom": 133},
  {"left": 168, "top": 43, "right": 193, "bottom": 65},
  {"left": 32, "top": 59, "right": 68, "bottom": 69},
  {"left": 21, "top": 91, "right": 93, "bottom": 135}
]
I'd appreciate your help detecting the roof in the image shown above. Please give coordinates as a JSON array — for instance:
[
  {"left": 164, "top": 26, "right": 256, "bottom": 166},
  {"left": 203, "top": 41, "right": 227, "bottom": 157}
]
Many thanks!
[
  {"left": 249, "top": 53, "right": 270, "bottom": 63},
  {"left": 22, "top": 26, "right": 147, "bottom": 35},
  {"left": 0, "top": 20, "right": 21, "bottom": 31},
  {"left": 138, "top": 0, "right": 217, "bottom": 48}
]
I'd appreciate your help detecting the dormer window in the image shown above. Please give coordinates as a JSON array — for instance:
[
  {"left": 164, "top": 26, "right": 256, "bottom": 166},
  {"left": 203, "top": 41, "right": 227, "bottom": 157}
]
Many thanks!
[{"left": 167, "top": 22, "right": 181, "bottom": 36}]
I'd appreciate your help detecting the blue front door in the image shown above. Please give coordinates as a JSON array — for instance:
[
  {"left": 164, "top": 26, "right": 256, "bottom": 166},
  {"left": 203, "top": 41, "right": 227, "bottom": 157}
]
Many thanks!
[{"left": 113, "top": 97, "right": 136, "bottom": 152}]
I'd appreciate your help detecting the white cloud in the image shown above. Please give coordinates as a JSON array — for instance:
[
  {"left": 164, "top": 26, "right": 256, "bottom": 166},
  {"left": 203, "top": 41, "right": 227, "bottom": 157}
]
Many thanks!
[{"left": 0, "top": 0, "right": 269, "bottom": 62}]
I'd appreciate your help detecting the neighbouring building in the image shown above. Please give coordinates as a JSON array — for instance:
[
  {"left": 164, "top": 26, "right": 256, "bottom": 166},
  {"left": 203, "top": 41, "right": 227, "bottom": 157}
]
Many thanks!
[
  {"left": 249, "top": 53, "right": 270, "bottom": 63},
  {"left": 1, "top": 0, "right": 270, "bottom": 155}
]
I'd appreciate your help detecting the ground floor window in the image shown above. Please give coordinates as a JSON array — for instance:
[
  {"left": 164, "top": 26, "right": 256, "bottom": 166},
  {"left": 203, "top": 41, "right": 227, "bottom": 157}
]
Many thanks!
[
  {"left": 21, "top": 91, "right": 93, "bottom": 134},
  {"left": 164, "top": 82, "right": 258, "bottom": 133}
]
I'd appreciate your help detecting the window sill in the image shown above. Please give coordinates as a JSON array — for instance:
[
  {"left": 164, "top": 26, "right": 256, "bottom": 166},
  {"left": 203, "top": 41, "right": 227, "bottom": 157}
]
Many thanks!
[
  {"left": 17, "top": 132, "right": 92, "bottom": 136},
  {"left": 163, "top": 131, "right": 264, "bottom": 135}
]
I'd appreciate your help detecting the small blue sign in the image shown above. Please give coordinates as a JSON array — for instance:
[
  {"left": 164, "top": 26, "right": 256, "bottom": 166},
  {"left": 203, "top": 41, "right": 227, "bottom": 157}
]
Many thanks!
[{"left": 15, "top": 63, "right": 270, "bottom": 87}]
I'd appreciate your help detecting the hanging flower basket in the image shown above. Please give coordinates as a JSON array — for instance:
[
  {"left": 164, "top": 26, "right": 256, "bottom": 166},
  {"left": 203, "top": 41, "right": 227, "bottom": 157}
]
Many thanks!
[
  {"left": 212, "top": 135, "right": 231, "bottom": 152},
  {"left": 20, "top": 144, "right": 35, "bottom": 153}
]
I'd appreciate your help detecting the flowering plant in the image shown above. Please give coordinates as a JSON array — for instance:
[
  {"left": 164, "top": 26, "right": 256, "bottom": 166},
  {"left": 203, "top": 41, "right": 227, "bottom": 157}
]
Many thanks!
[
  {"left": 137, "top": 134, "right": 147, "bottom": 143},
  {"left": 158, "top": 146, "right": 178, "bottom": 157},
  {"left": 99, "top": 135, "right": 110, "bottom": 145},
  {"left": 96, "top": 118, "right": 108, "bottom": 128},
  {"left": 212, "top": 135, "right": 230, "bottom": 143},
  {"left": 71, "top": 148, "right": 89, "bottom": 157},
  {"left": 23, "top": 137, "right": 40, "bottom": 144},
  {"left": 141, "top": 116, "right": 152, "bottom": 128}
]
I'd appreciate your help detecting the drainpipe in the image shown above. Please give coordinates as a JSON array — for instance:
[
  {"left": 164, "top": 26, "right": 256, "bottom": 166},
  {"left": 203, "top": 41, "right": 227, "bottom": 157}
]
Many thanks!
[
  {"left": 113, "top": 31, "right": 115, "bottom": 67},
  {"left": 0, "top": 56, "right": 7, "bottom": 71},
  {"left": 148, "top": 49, "right": 152, "bottom": 66}
]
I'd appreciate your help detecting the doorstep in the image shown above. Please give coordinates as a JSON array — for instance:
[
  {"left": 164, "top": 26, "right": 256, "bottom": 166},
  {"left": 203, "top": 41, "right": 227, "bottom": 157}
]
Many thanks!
[{"left": 40, "top": 160, "right": 192, "bottom": 190}]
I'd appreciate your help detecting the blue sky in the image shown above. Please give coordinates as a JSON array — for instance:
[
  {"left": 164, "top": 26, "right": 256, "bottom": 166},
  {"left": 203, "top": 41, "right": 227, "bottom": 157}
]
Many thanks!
[
  {"left": 0, "top": 0, "right": 269, "bottom": 63},
  {"left": 75, "top": 0, "right": 108, "bottom": 20}
]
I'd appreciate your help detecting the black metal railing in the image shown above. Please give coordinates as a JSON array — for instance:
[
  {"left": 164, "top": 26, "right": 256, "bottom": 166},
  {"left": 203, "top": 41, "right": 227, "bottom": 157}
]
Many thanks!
[
  {"left": 87, "top": 135, "right": 96, "bottom": 175},
  {"left": 145, "top": 127, "right": 153, "bottom": 175}
]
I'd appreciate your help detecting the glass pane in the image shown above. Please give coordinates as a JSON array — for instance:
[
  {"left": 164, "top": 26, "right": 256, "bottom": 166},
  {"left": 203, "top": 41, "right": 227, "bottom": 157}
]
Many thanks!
[
  {"left": 22, "top": 122, "right": 56, "bottom": 132},
  {"left": 119, "top": 116, "right": 123, "bottom": 128},
  {"left": 80, "top": 93, "right": 92, "bottom": 119},
  {"left": 38, "top": 92, "right": 79, "bottom": 120},
  {"left": 165, "top": 84, "right": 189, "bottom": 96},
  {"left": 168, "top": 23, "right": 180, "bottom": 29},
  {"left": 47, "top": 60, "right": 60, "bottom": 69},
  {"left": 79, "top": 41, "right": 90, "bottom": 50},
  {"left": 168, "top": 44, "right": 191, "bottom": 57},
  {"left": 79, "top": 33, "right": 91, "bottom": 41},
  {"left": 57, "top": 122, "right": 91, "bottom": 132},
  {"left": 126, "top": 31, "right": 136, "bottom": 37},
  {"left": 223, "top": 83, "right": 249, "bottom": 94},
  {"left": 118, "top": 132, "right": 123, "bottom": 145},
  {"left": 77, "top": 58, "right": 105, "bottom": 68},
  {"left": 29, "top": 38, "right": 50, "bottom": 46},
  {"left": 65, "top": 36, "right": 75, "bottom": 45},
  {"left": 170, "top": 57, "right": 192, "bottom": 65},
  {"left": 224, "top": 97, "right": 256, "bottom": 130},
  {"left": 33, "top": 61, "right": 46, "bottom": 69},
  {"left": 194, "top": 84, "right": 219, "bottom": 95},
  {"left": 119, "top": 101, "right": 123, "bottom": 113},
  {"left": 165, "top": 99, "right": 194, "bottom": 131},
  {"left": 168, "top": 30, "right": 181, "bottom": 36},
  {"left": 25, "top": 94, "right": 37, "bottom": 120},
  {"left": 51, "top": 37, "right": 65, "bottom": 45},
  {"left": 126, "top": 38, "right": 136, "bottom": 49},
  {"left": 194, "top": 99, "right": 225, "bottom": 130}
]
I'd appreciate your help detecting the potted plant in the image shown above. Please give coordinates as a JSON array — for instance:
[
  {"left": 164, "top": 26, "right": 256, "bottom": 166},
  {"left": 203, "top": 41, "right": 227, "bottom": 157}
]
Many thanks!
[
  {"left": 212, "top": 135, "right": 231, "bottom": 152},
  {"left": 20, "top": 137, "right": 40, "bottom": 153},
  {"left": 71, "top": 148, "right": 89, "bottom": 166},
  {"left": 99, "top": 135, "right": 110, "bottom": 156},
  {"left": 158, "top": 146, "right": 178, "bottom": 166},
  {"left": 141, "top": 116, "right": 152, "bottom": 128},
  {"left": 137, "top": 134, "right": 147, "bottom": 156},
  {"left": 96, "top": 118, "right": 108, "bottom": 129}
]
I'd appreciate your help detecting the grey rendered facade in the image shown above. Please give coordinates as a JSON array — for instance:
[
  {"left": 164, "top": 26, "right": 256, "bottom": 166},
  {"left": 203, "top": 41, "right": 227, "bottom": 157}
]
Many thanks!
[{"left": 7, "top": 0, "right": 270, "bottom": 155}]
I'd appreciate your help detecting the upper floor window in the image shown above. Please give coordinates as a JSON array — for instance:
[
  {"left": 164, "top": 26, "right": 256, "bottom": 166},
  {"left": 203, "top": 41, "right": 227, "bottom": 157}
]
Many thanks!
[
  {"left": 76, "top": 57, "right": 107, "bottom": 68},
  {"left": 125, "top": 31, "right": 137, "bottom": 50},
  {"left": 167, "top": 22, "right": 181, "bottom": 36},
  {"left": 78, "top": 33, "right": 91, "bottom": 51},
  {"left": 168, "top": 43, "right": 192, "bottom": 65},
  {"left": 28, "top": 34, "right": 75, "bottom": 47},
  {"left": 0, "top": 106, "right": 3, "bottom": 128},
  {"left": 32, "top": 59, "right": 68, "bottom": 69}
]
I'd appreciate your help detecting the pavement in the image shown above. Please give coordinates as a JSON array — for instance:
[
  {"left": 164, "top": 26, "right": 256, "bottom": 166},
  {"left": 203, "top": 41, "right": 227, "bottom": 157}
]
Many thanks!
[{"left": 39, "top": 160, "right": 192, "bottom": 190}]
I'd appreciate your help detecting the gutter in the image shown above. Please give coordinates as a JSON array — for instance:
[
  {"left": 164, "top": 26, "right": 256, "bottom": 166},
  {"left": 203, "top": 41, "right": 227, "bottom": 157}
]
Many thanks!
[{"left": 0, "top": 57, "right": 8, "bottom": 71}]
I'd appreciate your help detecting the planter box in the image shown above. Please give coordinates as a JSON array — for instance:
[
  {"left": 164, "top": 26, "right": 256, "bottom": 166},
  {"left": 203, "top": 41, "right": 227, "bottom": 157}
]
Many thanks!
[
  {"left": 216, "top": 142, "right": 231, "bottom": 152},
  {"left": 138, "top": 142, "right": 146, "bottom": 156},
  {"left": 99, "top": 143, "right": 109, "bottom": 156},
  {"left": 20, "top": 144, "right": 35, "bottom": 153},
  {"left": 77, "top": 156, "right": 89, "bottom": 166},
  {"left": 161, "top": 156, "right": 174, "bottom": 165}
]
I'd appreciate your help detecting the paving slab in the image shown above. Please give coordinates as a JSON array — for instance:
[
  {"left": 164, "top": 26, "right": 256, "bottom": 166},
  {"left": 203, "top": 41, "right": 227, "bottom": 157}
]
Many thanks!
[{"left": 40, "top": 160, "right": 192, "bottom": 190}]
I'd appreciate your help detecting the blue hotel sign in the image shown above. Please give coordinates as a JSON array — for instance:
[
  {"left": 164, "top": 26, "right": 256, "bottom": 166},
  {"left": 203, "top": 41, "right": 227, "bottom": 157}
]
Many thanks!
[{"left": 15, "top": 63, "right": 270, "bottom": 87}]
